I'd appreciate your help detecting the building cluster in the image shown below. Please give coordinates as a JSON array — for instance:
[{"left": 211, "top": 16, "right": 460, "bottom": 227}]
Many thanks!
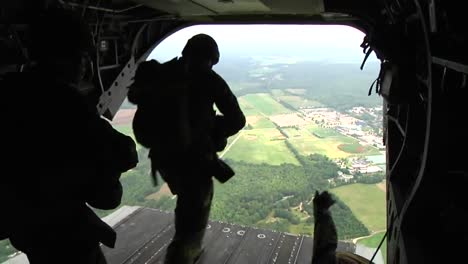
[
  {"left": 348, "top": 106, "right": 383, "bottom": 115},
  {"left": 347, "top": 157, "right": 384, "bottom": 174},
  {"left": 329, "top": 156, "right": 385, "bottom": 184},
  {"left": 300, "top": 108, "right": 359, "bottom": 128},
  {"left": 299, "top": 107, "right": 385, "bottom": 150}
]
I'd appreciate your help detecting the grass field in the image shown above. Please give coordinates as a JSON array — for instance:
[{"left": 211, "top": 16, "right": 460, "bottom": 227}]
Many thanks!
[
  {"left": 331, "top": 183, "right": 386, "bottom": 232},
  {"left": 114, "top": 124, "right": 133, "bottom": 136},
  {"left": 338, "top": 143, "right": 368, "bottom": 154},
  {"left": 223, "top": 128, "right": 300, "bottom": 166},
  {"left": 238, "top": 97, "right": 260, "bottom": 116},
  {"left": 289, "top": 222, "right": 314, "bottom": 235},
  {"left": 282, "top": 126, "right": 380, "bottom": 158},
  {"left": 307, "top": 125, "right": 344, "bottom": 138},
  {"left": 289, "top": 138, "right": 349, "bottom": 158},
  {"left": 282, "top": 127, "right": 311, "bottom": 138},
  {"left": 287, "top": 128, "right": 357, "bottom": 158},
  {"left": 251, "top": 116, "right": 276, "bottom": 129},
  {"left": 357, "top": 231, "right": 387, "bottom": 263},
  {"left": 242, "top": 93, "right": 292, "bottom": 116},
  {"left": 338, "top": 143, "right": 381, "bottom": 155},
  {"left": 257, "top": 212, "right": 314, "bottom": 236},
  {"left": 277, "top": 95, "right": 323, "bottom": 109},
  {"left": 303, "top": 125, "right": 381, "bottom": 156},
  {"left": 0, "top": 240, "right": 16, "bottom": 263},
  {"left": 114, "top": 124, "right": 144, "bottom": 150}
]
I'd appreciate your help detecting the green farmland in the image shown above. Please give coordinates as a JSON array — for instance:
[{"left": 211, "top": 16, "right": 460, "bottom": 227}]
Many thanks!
[
  {"left": 222, "top": 129, "right": 300, "bottom": 166},
  {"left": 242, "top": 93, "right": 292, "bottom": 115},
  {"left": 357, "top": 231, "right": 387, "bottom": 263},
  {"left": 108, "top": 91, "right": 386, "bottom": 244},
  {"left": 331, "top": 183, "right": 386, "bottom": 232},
  {"left": 278, "top": 95, "right": 324, "bottom": 109}
]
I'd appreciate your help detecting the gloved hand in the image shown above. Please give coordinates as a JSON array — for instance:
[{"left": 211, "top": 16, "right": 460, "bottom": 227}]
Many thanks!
[
  {"left": 213, "top": 115, "right": 228, "bottom": 151},
  {"left": 114, "top": 133, "right": 139, "bottom": 172},
  {"left": 86, "top": 170, "right": 123, "bottom": 210},
  {"left": 313, "top": 191, "right": 336, "bottom": 218},
  {"left": 213, "top": 136, "right": 227, "bottom": 152},
  {"left": 211, "top": 158, "right": 235, "bottom": 183}
]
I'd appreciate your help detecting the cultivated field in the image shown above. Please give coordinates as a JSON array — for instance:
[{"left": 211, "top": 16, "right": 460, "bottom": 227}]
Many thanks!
[
  {"left": 111, "top": 109, "right": 136, "bottom": 125},
  {"left": 306, "top": 124, "right": 344, "bottom": 138},
  {"left": 242, "top": 93, "right": 292, "bottom": 115},
  {"left": 114, "top": 124, "right": 133, "bottom": 136},
  {"left": 238, "top": 97, "right": 260, "bottom": 116},
  {"left": 112, "top": 92, "right": 386, "bottom": 239},
  {"left": 282, "top": 127, "right": 311, "bottom": 138},
  {"left": 331, "top": 183, "right": 386, "bottom": 232},
  {"left": 246, "top": 115, "right": 276, "bottom": 129},
  {"left": 113, "top": 93, "right": 381, "bottom": 163},
  {"left": 277, "top": 95, "right": 323, "bottom": 109},
  {"left": 223, "top": 128, "right": 300, "bottom": 166},
  {"left": 288, "top": 136, "right": 353, "bottom": 158},
  {"left": 338, "top": 143, "right": 376, "bottom": 154},
  {"left": 276, "top": 125, "right": 361, "bottom": 158},
  {"left": 270, "top": 113, "right": 308, "bottom": 127}
]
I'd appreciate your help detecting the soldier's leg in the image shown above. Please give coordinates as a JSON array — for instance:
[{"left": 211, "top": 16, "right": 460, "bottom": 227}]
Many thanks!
[
  {"left": 165, "top": 173, "right": 213, "bottom": 264},
  {"left": 174, "top": 175, "right": 213, "bottom": 240}
]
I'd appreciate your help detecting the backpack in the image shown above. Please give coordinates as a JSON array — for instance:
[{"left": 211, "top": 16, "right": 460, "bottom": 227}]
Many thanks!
[
  {"left": 128, "top": 59, "right": 237, "bottom": 185},
  {"left": 128, "top": 59, "right": 192, "bottom": 156}
]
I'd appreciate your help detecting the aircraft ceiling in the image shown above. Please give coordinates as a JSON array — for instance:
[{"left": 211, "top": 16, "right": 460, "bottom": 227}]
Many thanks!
[{"left": 132, "top": 0, "right": 325, "bottom": 17}]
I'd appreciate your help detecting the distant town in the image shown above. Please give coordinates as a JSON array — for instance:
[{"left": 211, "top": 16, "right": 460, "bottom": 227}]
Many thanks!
[
  {"left": 251, "top": 102, "right": 385, "bottom": 185},
  {"left": 301, "top": 107, "right": 383, "bottom": 146},
  {"left": 304, "top": 106, "right": 385, "bottom": 181}
]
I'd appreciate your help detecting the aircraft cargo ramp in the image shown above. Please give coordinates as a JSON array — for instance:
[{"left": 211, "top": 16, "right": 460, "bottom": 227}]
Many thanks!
[
  {"left": 4, "top": 206, "right": 385, "bottom": 263},
  {"left": 101, "top": 206, "right": 356, "bottom": 264}
]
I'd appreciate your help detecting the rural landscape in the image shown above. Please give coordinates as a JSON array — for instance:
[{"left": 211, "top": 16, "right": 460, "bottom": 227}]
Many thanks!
[
  {"left": 109, "top": 56, "right": 387, "bottom": 261},
  {"left": 1, "top": 56, "right": 387, "bottom": 262}
]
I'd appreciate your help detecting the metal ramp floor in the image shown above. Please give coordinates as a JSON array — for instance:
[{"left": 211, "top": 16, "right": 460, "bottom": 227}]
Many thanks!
[{"left": 102, "top": 207, "right": 356, "bottom": 264}]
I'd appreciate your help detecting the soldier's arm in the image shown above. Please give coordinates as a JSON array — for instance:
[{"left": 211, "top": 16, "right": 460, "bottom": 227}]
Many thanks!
[
  {"left": 78, "top": 105, "right": 138, "bottom": 210},
  {"left": 213, "top": 73, "right": 246, "bottom": 137},
  {"left": 67, "top": 89, "right": 138, "bottom": 182}
]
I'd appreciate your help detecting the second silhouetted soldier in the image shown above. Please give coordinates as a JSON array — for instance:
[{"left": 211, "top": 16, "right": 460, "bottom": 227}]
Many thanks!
[{"left": 2, "top": 8, "right": 138, "bottom": 263}]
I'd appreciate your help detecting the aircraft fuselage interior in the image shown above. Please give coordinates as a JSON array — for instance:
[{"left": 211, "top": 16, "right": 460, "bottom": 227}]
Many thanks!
[{"left": 1, "top": 0, "right": 467, "bottom": 263}]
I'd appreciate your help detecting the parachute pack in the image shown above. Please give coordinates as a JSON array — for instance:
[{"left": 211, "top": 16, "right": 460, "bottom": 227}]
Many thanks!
[{"left": 128, "top": 59, "right": 192, "bottom": 155}]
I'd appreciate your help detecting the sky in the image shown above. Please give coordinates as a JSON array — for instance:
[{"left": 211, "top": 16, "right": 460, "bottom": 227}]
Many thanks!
[{"left": 147, "top": 24, "right": 379, "bottom": 65}]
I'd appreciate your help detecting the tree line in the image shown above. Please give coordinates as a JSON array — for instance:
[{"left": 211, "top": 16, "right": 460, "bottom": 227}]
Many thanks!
[
  {"left": 93, "top": 147, "right": 371, "bottom": 240},
  {"left": 210, "top": 158, "right": 369, "bottom": 239}
]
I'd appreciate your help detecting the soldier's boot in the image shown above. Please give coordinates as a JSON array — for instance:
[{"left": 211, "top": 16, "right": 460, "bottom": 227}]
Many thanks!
[{"left": 164, "top": 231, "right": 204, "bottom": 264}]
